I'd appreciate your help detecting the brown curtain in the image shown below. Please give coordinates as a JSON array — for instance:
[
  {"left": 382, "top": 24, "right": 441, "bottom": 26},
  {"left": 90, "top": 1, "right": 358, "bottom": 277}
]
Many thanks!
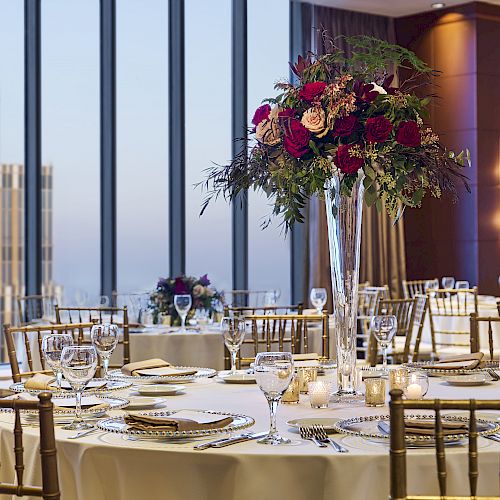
[{"left": 301, "top": 4, "right": 407, "bottom": 305}]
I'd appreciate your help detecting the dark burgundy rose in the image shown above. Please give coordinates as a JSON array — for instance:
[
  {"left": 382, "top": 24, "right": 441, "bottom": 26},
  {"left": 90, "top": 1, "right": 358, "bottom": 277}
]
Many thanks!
[
  {"left": 173, "top": 277, "right": 189, "bottom": 295},
  {"left": 283, "top": 119, "right": 311, "bottom": 158},
  {"left": 332, "top": 114, "right": 358, "bottom": 137},
  {"left": 353, "top": 81, "right": 379, "bottom": 103},
  {"left": 365, "top": 116, "right": 393, "bottom": 143},
  {"left": 251, "top": 104, "right": 271, "bottom": 126},
  {"left": 199, "top": 274, "right": 210, "bottom": 286},
  {"left": 335, "top": 144, "right": 363, "bottom": 175},
  {"left": 299, "top": 82, "right": 327, "bottom": 102},
  {"left": 396, "top": 121, "right": 421, "bottom": 147}
]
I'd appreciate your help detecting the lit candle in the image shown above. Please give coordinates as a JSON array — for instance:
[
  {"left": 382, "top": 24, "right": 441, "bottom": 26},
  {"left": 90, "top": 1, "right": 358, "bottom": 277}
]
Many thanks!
[
  {"left": 308, "top": 381, "right": 330, "bottom": 408},
  {"left": 406, "top": 383, "right": 423, "bottom": 400}
]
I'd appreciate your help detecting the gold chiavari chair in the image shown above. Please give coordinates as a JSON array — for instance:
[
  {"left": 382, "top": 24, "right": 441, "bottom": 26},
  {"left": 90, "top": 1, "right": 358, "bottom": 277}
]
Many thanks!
[
  {"left": 426, "top": 287, "right": 478, "bottom": 358},
  {"left": 470, "top": 313, "right": 500, "bottom": 362},
  {"left": 234, "top": 312, "right": 329, "bottom": 368},
  {"left": 402, "top": 279, "right": 438, "bottom": 299},
  {"left": 16, "top": 295, "right": 55, "bottom": 326},
  {"left": 0, "top": 392, "right": 60, "bottom": 499},
  {"left": 54, "top": 305, "right": 130, "bottom": 365},
  {"left": 223, "top": 304, "right": 303, "bottom": 317},
  {"left": 389, "top": 389, "right": 500, "bottom": 500},
  {"left": 408, "top": 294, "right": 432, "bottom": 362},
  {"left": 367, "top": 297, "right": 417, "bottom": 366},
  {"left": 224, "top": 290, "right": 275, "bottom": 307},
  {"left": 357, "top": 288, "right": 384, "bottom": 359},
  {"left": 4, "top": 322, "right": 95, "bottom": 382}
]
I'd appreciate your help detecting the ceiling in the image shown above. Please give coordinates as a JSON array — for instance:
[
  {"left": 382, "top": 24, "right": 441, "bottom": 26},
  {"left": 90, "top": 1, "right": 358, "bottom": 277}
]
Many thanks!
[{"left": 306, "top": 0, "right": 500, "bottom": 17}]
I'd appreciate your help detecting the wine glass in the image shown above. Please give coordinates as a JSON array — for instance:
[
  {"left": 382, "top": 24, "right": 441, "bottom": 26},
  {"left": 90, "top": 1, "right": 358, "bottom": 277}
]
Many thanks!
[
  {"left": 41, "top": 333, "right": 74, "bottom": 389},
  {"left": 310, "top": 288, "right": 327, "bottom": 314},
  {"left": 264, "top": 289, "right": 280, "bottom": 307},
  {"left": 455, "top": 280, "right": 470, "bottom": 289},
  {"left": 220, "top": 317, "right": 246, "bottom": 374},
  {"left": 254, "top": 352, "right": 294, "bottom": 445},
  {"left": 370, "top": 315, "right": 397, "bottom": 373},
  {"left": 60, "top": 345, "right": 98, "bottom": 430},
  {"left": 441, "top": 276, "right": 455, "bottom": 289},
  {"left": 91, "top": 323, "right": 119, "bottom": 379},
  {"left": 174, "top": 294, "right": 192, "bottom": 332}
]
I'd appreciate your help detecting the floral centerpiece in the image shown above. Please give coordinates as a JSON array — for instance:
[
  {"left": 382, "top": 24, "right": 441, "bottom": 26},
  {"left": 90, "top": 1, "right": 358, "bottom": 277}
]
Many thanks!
[
  {"left": 201, "top": 35, "right": 470, "bottom": 399},
  {"left": 149, "top": 274, "right": 224, "bottom": 325}
]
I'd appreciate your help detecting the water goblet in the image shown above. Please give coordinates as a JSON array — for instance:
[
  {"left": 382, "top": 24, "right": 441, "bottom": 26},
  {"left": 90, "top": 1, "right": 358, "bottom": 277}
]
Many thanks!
[
  {"left": 441, "top": 276, "right": 455, "bottom": 289},
  {"left": 220, "top": 317, "right": 246, "bottom": 374},
  {"left": 455, "top": 280, "right": 470, "bottom": 289},
  {"left": 254, "top": 352, "right": 294, "bottom": 445},
  {"left": 41, "top": 333, "right": 74, "bottom": 389},
  {"left": 91, "top": 323, "right": 119, "bottom": 379},
  {"left": 60, "top": 345, "right": 98, "bottom": 430},
  {"left": 370, "top": 315, "right": 397, "bottom": 373},
  {"left": 310, "top": 287, "right": 327, "bottom": 314},
  {"left": 174, "top": 294, "right": 192, "bottom": 332}
]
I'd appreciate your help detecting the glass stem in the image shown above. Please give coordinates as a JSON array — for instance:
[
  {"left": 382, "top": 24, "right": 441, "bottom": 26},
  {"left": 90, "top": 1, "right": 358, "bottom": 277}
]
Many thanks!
[
  {"left": 230, "top": 350, "right": 237, "bottom": 373},
  {"left": 55, "top": 370, "right": 63, "bottom": 389},
  {"left": 382, "top": 345, "right": 388, "bottom": 369},
  {"left": 266, "top": 397, "right": 279, "bottom": 437},
  {"left": 75, "top": 390, "right": 83, "bottom": 423},
  {"left": 103, "top": 357, "right": 109, "bottom": 379},
  {"left": 181, "top": 315, "right": 186, "bottom": 331}
]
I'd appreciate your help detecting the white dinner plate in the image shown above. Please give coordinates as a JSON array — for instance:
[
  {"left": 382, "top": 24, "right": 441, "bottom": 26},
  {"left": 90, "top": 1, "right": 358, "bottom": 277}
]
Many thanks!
[
  {"left": 136, "top": 384, "right": 185, "bottom": 396},
  {"left": 125, "top": 397, "right": 166, "bottom": 410},
  {"left": 219, "top": 373, "right": 256, "bottom": 384},
  {"left": 443, "top": 374, "right": 490, "bottom": 386},
  {"left": 287, "top": 417, "right": 341, "bottom": 433}
]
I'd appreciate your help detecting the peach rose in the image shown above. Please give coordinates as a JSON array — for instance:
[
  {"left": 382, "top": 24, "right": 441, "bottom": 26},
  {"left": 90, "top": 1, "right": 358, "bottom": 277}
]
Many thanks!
[
  {"left": 301, "top": 106, "right": 327, "bottom": 137},
  {"left": 255, "top": 106, "right": 281, "bottom": 146},
  {"left": 192, "top": 284, "right": 205, "bottom": 298}
]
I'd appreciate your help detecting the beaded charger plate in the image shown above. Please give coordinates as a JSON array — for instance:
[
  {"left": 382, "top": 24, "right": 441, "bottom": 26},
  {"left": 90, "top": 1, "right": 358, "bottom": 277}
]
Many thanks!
[
  {"left": 402, "top": 361, "right": 497, "bottom": 377},
  {"left": 333, "top": 414, "right": 500, "bottom": 445},
  {"left": 97, "top": 409, "right": 255, "bottom": 440},
  {"left": 108, "top": 366, "right": 217, "bottom": 384},
  {"left": 9, "top": 379, "right": 132, "bottom": 397}
]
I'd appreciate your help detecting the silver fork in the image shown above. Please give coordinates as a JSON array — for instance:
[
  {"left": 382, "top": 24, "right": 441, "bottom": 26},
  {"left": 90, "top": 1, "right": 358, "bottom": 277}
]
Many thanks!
[
  {"left": 313, "top": 424, "right": 349, "bottom": 453},
  {"left": 299, "top": 426, "right": 327, "bottom": 448}
]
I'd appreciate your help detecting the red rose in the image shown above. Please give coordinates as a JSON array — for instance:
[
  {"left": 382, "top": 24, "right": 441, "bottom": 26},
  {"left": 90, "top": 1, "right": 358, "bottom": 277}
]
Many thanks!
[
  {"left": 396, "top": 120, "right": 421, "bottom": 147},
  {"left": 335, "top": 144, "right": 363, "bottom": 175},
  {"left": 283, "top": 119, "right": 311, "bottom": 158},
  {"left": 299, "top": 82, "right": 327, "bottom": 102},
  {"left": 333, "top": 114, "right": 358, "bottom": 137},
  {"left": 251, "top": 104, "right": 271, "bottom": 126},
  {"left": 365, "top": 116, "right": 393, "bottom": 143}
]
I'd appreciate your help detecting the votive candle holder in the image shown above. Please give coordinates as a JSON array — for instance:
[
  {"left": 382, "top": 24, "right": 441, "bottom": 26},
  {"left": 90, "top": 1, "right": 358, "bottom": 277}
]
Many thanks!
[
  {"left": 389, "top": 368, "right": 409, "bottom": 392},
  {"left": 364, "top": 378, "right": 386, "bottom": 407},
  {"left": 308, "top": 381, "right": 331, "bottom": 409},
  {"left": 297, "top": 367, "right": 318, "bottom": 394},
  {"left": 282, "top": 374, "right": 300, "bottom": 404}
]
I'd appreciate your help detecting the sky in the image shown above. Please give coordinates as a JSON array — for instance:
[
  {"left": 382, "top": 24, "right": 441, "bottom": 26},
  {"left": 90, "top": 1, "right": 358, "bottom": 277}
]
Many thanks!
[{"left": 0, "top": 0, "right": 291, "bottom": 303}]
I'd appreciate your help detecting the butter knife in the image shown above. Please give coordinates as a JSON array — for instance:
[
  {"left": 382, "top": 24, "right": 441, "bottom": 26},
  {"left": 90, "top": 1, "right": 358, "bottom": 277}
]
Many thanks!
[
  {"left": 211, "top": 431, "right": 268, "bottom": 448},
  {"left": 194, "top": 432, "right": 255, "bottom": 450}
]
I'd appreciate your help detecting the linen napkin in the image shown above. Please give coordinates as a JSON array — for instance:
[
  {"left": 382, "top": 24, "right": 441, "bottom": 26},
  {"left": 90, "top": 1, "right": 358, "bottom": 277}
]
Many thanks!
[
  {"left": 404, "top": 420, "right": 469, "bottom": 436},
  {"left": 24, "top": 373, "right": 56, "bottom": 390},
  {"left": 134, "top": 366, "right": 198, "bottom": 378},
  {"left": 124, "top": 410, "right": 233, "bottom": 432},
  {"left": 6, "top": 393, "right": 109, "bottom": 411},
  {"left": 426, "top": 352, "right": 484, "bottom": 371},
  {"left": 121, "top": 358, "right": 172, "bottom": 376}
]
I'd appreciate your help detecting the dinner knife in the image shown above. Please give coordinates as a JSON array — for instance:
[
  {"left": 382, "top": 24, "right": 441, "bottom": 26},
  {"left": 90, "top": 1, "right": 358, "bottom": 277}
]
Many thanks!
[
  {"left": 193, "top": 433, "right": 254, "bottom": 450},
  {"left": 210, "top": 431, "right": 268, "bottom": 448}
]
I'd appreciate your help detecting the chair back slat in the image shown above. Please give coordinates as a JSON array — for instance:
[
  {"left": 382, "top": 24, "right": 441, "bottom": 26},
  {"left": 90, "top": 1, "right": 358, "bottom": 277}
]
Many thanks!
[
  {"left": 469, "top": 313, "right": 500, "bottom": 361},
  {"left": 434, "top": 406, "right": 447, "bottom": 497},
  {"left": 468, "top": 406, "right": 478, "bottom": 497},
  {"left": 14, "top": 407, "right": 24, "bottom": 487},
  {"left": 402, "top": 279, "right": 438, "bottom": 299}
]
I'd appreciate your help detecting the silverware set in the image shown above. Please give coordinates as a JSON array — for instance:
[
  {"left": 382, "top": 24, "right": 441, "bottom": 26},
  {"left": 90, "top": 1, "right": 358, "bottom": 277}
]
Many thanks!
[
  {"left": 299, "top": 425, "right": 348, "bottom": 452},
  {"left": 487, "top": 368, "right": 500, "bottom": 381}
]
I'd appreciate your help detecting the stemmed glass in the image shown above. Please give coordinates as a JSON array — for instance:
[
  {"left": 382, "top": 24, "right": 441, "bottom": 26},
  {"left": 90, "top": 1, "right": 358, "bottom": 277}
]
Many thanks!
[
  {"left": 41, "top": 333, "right": 74, "bottom": 389},
  {"left": 310, "top": 288, "right": 327, "bottom": 314},
  {"left": 370, "top": 315, "right": 397, "bottom": 373},
  {"left": 91, "top": 323, "right": 119, "bottom": 379},
  {"left": 441, "top": 276, "right": 455, "bottom": 289},
  {"left": 254, "top": 352, "right": 294, "bottom": 445},
  {"left": 174, "top": 294, "right": 192, "bottom": 332},
  {"left": 455, "top": 280, "right": 470, "bottom": 289},
  {"left": 60, "top": 345, "right": 98, "bottom": 430},
  {"left": 220, "top": 317, "right": 246, "bottom": 374}
]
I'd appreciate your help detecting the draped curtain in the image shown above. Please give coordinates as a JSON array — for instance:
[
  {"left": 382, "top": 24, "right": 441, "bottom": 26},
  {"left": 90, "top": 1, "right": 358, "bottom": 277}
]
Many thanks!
[{"left": 299, "top": 3, "right": 407, "bottom": 305}]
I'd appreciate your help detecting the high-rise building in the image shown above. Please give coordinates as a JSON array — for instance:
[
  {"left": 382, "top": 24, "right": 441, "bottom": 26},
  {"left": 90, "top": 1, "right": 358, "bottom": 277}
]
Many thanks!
[{"left": 0, "top": 163, "right": 54, "bottom": 327}]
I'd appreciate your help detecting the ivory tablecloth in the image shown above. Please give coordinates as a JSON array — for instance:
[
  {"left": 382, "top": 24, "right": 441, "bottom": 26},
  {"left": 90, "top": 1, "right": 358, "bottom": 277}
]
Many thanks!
[{"left": 0, "top": 372, "right": 498, "bottom": 500}]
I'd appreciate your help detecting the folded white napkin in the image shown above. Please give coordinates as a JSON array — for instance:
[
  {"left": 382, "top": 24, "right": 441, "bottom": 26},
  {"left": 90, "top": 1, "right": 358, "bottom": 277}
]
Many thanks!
[
  {"left": 134, "top": 366, "right": 198, "bottom": 378},
  {"left": 24, "top": 374, "right": 56, "bottom": 390},
  {"left": 428, "top": 352, "right": 484, "bottom": 370},
  {"left": 121, "top": 358, "right": 171, "bottom": 376}
]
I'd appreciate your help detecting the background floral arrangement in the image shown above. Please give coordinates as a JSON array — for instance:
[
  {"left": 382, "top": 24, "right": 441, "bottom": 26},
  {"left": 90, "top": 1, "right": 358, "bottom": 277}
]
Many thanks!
[
  {"left": 149, "top": 274, "right": 224, "bottom": 324},
  {"left": 201, "top": 35, "right": 470, "bottom": 227}
]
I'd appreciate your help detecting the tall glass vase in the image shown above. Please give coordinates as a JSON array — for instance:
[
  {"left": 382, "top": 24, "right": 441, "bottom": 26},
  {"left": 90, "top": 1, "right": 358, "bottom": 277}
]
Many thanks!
[{"left": 324, "top": 172, "right": 365, "bottom": 400}]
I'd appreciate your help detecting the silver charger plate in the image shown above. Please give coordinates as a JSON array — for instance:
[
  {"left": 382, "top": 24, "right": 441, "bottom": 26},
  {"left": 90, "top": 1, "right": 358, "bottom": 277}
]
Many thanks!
[
  {"left": 9, "top": 379, "right": 132, "bottom": 397},
  {"left": 97, "top": 409, "right": 255, "bottom": 440},
  {"left": 108, "top": 366, "right": 217, "bottom": 384},
  {"left": 402, "top": 361, "right": 497, "bottom": 377},
  {"left": 334, "top": 414, "right": 500, "bottom": 445}
]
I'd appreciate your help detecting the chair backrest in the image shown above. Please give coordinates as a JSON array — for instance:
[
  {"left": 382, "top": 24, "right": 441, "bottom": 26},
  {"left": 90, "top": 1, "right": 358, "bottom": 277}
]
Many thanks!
[
  {"left": 224, "top": 304, "right": 303, "bottom": 317},
  {"left": 389, "top": 389, "right": 500, "bottom": 499},
  {"left": 4, "top": 322, "right": 95, "bottom": 382},
  {"left": 16, "top": 295, "right": 55, "bottom": 326},
  {"left": 357, "top": 288, "right": 385, "bottom": 359},
  {"left": 0, "top": 392, "right": 60, "bottom": 499},
  {"left": 426, "top": 288, "right": 478, "bottom": 355},
  {"left": 470, "top": 313, "right": 500, "bottom": 361},
  {"left": 224, "top": 290, "right": 273, "bottom": 307},
  {"left": 54, "top": 305, "right": 130, "bottom": 364},
  {"left": 402, "top": 279, "right": 438, "bottom": 299},
  {"left": 409, "top": 294, "right": 429, "bottom": 362},
  {"left": 234, "top": 312, "right": 329, "bottom": 368},
  {"left": 368, "top": 297, "right": 417, "bottom": 365}
]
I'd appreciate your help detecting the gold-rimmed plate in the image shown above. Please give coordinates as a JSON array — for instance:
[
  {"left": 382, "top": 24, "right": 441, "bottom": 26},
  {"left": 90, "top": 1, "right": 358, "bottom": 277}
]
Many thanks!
[
  {"left": 108, "top": 366, "right": 217, "bottom": 384},
  {"left": 9, "top": 379, "right": 132, "bottom": 397}
]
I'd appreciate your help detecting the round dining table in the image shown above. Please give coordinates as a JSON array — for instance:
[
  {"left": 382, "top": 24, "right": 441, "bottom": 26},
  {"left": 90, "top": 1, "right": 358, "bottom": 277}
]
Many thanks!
[{"left": 0, "top": 370, "right": 498, "bottom": 500}]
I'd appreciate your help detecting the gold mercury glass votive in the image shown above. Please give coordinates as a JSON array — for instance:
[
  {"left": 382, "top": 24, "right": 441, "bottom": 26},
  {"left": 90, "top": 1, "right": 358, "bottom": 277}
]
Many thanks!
[
  {"left": 282, "top": 374, "right": 300, "bottom": 404},
  {"left": 389, "top": 368, "right": 409, "bottom": 391},
  {"left": 364, "top": 378, "right": 386, "bottom": 407},
  {"left": 297, "top": 367, "right": 318, "bottom": 394}
]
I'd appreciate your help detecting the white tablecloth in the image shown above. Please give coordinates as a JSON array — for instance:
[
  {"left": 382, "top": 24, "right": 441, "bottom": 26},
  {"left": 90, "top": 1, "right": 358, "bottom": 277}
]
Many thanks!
[{"left": 0, "top": 371, "right": 498, "bottom": 500}]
